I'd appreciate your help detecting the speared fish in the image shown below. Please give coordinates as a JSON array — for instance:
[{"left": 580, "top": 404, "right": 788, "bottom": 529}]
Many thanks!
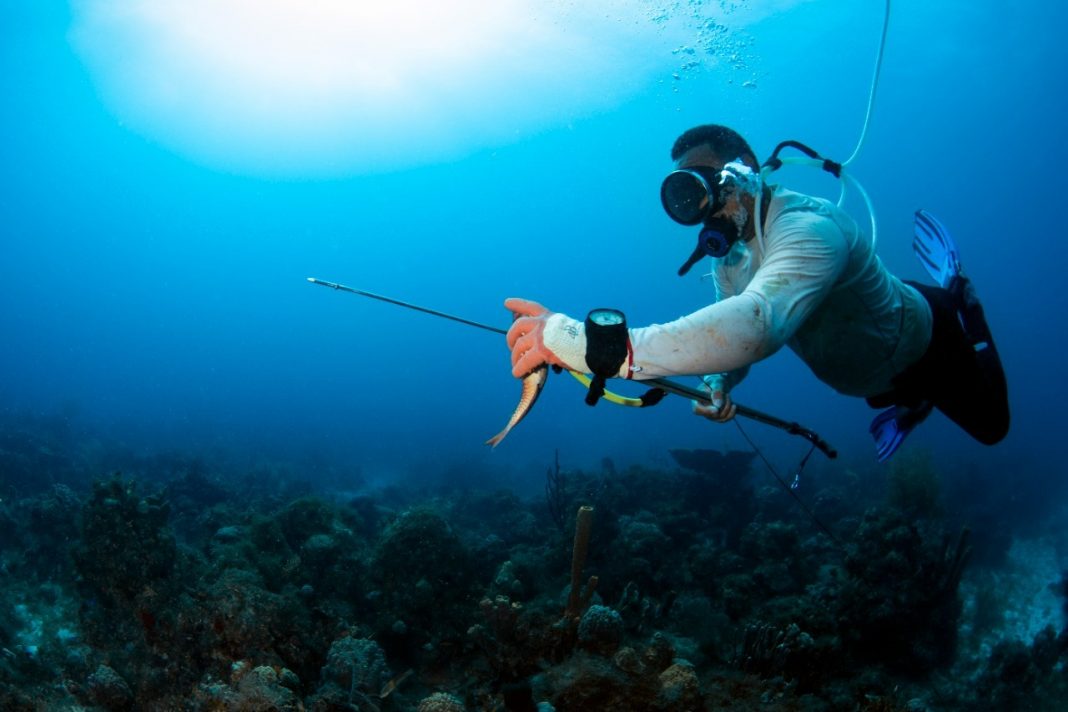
[{"left": 486, "top": 365, "right": 548, "bottom": 448}]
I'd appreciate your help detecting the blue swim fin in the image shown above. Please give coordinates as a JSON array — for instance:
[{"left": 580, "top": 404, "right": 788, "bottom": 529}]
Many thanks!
[
  {"left": 914, "top": 210, "right": 992, "bottom": 351},
  {"left": 913, "top": 209, "right": 962, "bottom": 289},
  {"left": 870, "top": 403, "right": 933, "bottom": 462}
]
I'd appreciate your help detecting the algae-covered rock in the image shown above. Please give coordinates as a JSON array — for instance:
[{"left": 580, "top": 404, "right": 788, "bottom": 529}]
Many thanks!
[
  {"left": 417, "top": 691, "right": 466, "bottom": 712},
  {"left": 87, "top": 664, "right": 133, "bottom": 711},
  {"left": 319, "top": 634, "right": 391, "bottom": 696},
  {"left": 372, "top": 508, "right": 477, "bottom": 647},
  {"left": 657, "top": 660, "right": 702, "bottom": 711},
  {"left": 577, "top": 604, "right": 624, "bottom": 656},
  {"left": 76, "top": 476, "right": 176, "bottom": 602}
]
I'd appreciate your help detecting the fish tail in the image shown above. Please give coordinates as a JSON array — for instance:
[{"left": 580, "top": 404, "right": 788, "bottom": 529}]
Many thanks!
[{"left": 485, "top": 429, "right": 509, "bottom": 448}]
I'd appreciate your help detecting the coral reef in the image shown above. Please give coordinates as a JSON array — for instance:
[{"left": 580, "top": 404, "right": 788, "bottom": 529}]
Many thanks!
[
  {"left": 370, "top": 507, "right": 480, "bottom": 663},
  {"left": 1, "top": 427, "right": 1065, "bottom": 711},
  {"left": 76, "top": 476, "right": 177, "bottom": 603},
  {"left": 838, "top": 509, "right": 971, "bottom": 673},
  {"left": 968, "top": 625, "right": 1068, "bottom": 710},
  {"left": 417, "top": 691, "right": 466, "bottom": 712},
  {"left": 576, "top": 605, "right": 624, "bottom": 655}
]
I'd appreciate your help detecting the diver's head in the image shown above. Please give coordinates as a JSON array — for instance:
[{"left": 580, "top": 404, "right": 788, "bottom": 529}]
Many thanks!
[
  {"left": 663, "top": 125, "right": 762, "bottom": 273},
  {"left": 670, "top": 124, "right": 758, "bottom": 169}
]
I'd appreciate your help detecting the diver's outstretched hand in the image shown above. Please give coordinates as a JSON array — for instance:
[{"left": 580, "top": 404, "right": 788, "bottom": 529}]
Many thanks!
[{"left": 504, "top": 297, "right": 584, "bottom": 378}]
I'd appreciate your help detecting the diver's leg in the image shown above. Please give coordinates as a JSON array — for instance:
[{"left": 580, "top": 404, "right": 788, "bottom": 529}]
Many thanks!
[
  {"left": 910, "top": 209, "right": 1011, "bottom": 445},
  {"left": 918, "top": 279, "right": 1010, "bottom": 445}
]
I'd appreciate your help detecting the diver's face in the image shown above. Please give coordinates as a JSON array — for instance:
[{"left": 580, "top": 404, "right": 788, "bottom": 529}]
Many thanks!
[{"left": 675, "top": 146, "right": 749, "bottom": 225}]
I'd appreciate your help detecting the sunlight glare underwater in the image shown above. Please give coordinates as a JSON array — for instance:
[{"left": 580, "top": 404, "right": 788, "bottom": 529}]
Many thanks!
[{"left": 69, "top": 0, "right": 721, "bottom": 177}]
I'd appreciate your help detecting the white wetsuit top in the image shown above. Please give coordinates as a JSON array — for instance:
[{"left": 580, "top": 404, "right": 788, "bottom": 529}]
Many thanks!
[{"left": 627, "top": 186, "right": 933, "bottom": 398}]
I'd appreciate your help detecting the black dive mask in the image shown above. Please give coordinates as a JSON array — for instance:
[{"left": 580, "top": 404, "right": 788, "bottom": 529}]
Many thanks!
[
  {"left": 661, "top": 165, "right": 722, "bottom": 226},
  {"left": 661, "top": 160, "right": 758, "bottom": 275}
]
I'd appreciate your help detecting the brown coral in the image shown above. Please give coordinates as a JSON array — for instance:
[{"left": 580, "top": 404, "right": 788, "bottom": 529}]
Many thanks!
[{"left": 417, "top": 691, "right": 466, "bottom": 712}]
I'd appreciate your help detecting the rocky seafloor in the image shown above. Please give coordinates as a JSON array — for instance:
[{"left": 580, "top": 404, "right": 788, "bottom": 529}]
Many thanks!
[{"left": 2, "top": 417, "right": 1067, "bottom": 711}]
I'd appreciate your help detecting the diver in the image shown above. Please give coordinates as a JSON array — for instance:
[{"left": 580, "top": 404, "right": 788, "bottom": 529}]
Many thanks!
[{"left": 505, "top": 124, "right": 1009, "bottom": 461}]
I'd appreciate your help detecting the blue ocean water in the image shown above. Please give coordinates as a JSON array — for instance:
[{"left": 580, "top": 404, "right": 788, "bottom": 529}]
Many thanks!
[{"left": 1, "top": 0, "right": 1064, "bottom": 493}]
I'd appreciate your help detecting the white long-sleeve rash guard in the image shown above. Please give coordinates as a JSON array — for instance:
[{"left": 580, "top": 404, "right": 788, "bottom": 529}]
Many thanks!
[{"left": 627, "top": 186, "right": 933, "bottom": 398}]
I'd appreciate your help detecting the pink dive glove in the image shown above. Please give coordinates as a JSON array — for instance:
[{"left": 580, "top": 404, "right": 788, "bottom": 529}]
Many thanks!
[{"left": 504, "top": 298, "right": 589, "bottom": 378}]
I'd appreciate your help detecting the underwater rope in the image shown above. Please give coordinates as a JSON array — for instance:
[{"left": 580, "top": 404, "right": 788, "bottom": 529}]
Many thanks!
[
  {"left": 734, "top": 420, "right": 842, "bottom": 546},
  {"left": 842, "top": 0, "right": 892, "bottom": 168},
  {"left": 733, "top": 0, "right": 893, "bottom": 543},
  {"left": 756, "top": 0, "right": 892, "bottom": 254}
]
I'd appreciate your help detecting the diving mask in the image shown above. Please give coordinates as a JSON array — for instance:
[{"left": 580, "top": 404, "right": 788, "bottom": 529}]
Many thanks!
[
  {"left": 660, "top": 158, "right": 761, "bottom": 226},
  {"left": 662, "top": 159, "right": 762, "bottom": 271}
]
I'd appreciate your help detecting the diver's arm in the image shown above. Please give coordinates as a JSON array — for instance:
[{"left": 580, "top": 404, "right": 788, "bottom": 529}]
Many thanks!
[
  {"left": 704, "top": 259, "right": 752, "bottom": 393},
  {"left": 504, "top": 213, "right": 848, "bottom": 380},
  {"left": 506, "top": 293, "right": 773, "bottom": 380},
  {"left": 626, "top": 214, "right": 848, "bottom": 380},
  {"left": 625, "top": 293, "right": 776, "bottom": 378}
]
